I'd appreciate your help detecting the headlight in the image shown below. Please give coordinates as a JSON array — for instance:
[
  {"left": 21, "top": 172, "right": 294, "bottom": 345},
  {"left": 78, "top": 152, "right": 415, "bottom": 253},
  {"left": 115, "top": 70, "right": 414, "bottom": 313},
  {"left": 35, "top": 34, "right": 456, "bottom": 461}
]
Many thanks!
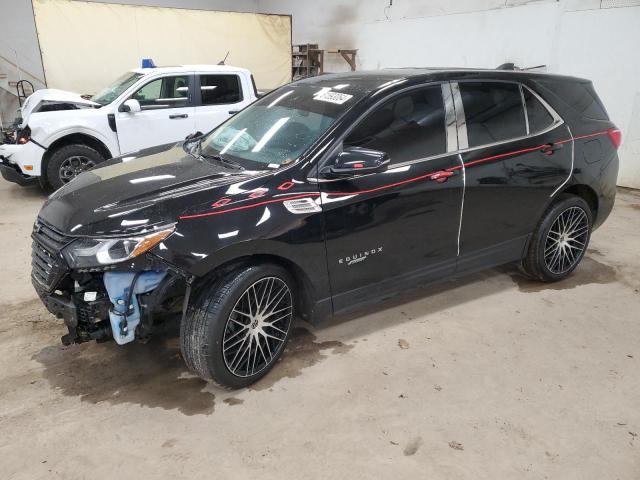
[{"left": 62, "top": 226, "right": 175, "bottom": 268}]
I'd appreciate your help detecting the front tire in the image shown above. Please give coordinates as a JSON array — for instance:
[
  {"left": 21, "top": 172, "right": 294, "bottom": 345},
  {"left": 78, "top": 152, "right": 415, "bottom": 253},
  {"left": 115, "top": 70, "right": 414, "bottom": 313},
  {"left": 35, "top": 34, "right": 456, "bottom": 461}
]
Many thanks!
[
  {"left": 522, "top": 195, "right": 593, "bottom": 282},
  {"left": 181, "top": 264, "right": 295, "bottom": 389},
  {"left": 47, "top": 144, "right": 105, "bottom": 190}
]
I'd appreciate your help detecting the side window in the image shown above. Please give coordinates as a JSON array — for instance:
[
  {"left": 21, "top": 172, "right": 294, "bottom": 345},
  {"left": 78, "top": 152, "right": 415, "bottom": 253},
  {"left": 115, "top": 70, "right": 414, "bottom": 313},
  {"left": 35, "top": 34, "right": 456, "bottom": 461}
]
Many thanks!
[
  {"left": 344, "top": 85, "right": 446, "bottom": 165},
  {"left": 524, "top": 88, "right": 554, "bottom": 134},
  {"left": 459, "top": 82, "right": 526, "bottom": 147},
  {"left": 199, "top": 74, "right": 242, "bottom": 105},
  {"left": 132, "top": 75, "right": 191, "bottom": 110},
  {"left": 538, "top": 79, "right": 608, "bottom": 120}
]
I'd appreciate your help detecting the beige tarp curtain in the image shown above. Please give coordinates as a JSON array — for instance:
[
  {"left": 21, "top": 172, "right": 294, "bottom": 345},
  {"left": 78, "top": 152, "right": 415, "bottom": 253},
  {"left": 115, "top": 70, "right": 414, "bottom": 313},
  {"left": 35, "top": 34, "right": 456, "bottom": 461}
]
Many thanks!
[{"left": 32, "top": 0, "right": 292, "bottom": 93}]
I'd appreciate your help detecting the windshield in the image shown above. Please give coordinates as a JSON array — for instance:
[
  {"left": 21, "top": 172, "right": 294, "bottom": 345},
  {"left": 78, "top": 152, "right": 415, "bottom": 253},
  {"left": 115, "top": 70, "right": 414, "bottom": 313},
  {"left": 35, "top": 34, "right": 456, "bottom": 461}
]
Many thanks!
[
  {"left": 92, "top": 72, "right": 144, "bottom": 105},
  {"left": 200, "top": 83, "right": 365, "bottom": 170}
]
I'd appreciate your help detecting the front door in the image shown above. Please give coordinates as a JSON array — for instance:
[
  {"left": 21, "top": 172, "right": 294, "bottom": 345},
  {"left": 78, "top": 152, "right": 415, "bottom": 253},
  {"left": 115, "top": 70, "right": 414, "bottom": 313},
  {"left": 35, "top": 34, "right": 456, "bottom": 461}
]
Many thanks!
[
  {"left": 453, "top": 81, "right": 574, "bottom": 269},
  {"left": 116, "top": 74, "right": 196, "bottom": 154},
  {"left": 320, "top": 84, "right": 464, "bottom": 313}
]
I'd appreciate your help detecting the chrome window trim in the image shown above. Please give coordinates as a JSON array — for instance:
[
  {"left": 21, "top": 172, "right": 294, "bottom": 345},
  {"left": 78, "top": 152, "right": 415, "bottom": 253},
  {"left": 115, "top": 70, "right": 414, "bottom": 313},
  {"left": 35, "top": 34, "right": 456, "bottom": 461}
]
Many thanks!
[
  {"left": 442, "top": 82, "right": 458, "bottom": 153},
  {"left": 519, "top": 84, "right": 530, "bottom": 135},
  {"left": 521, "top": 84, "right": 564, "bottom": 130},
  {"left": 308, "top": 79, "right": 567, "bottom": 184},
  {"left": 451, "top": 79, "right": 564, "bottom": 155},
  {"left": 454, "top": 117, "right": 564, "bottom": 156},
  {"left": 389, "top": 150, "right": 456, "bottom": 170},
  {"left": 450, "top": 82, "right": 468, "bottom": 150}
]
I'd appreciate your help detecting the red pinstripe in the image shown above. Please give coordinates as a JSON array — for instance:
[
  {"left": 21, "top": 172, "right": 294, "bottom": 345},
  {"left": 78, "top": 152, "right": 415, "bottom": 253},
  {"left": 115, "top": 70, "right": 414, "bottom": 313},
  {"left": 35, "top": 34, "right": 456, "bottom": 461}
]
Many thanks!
[{"left": 179, "top": 130, "right": 610, "bottom": 220}]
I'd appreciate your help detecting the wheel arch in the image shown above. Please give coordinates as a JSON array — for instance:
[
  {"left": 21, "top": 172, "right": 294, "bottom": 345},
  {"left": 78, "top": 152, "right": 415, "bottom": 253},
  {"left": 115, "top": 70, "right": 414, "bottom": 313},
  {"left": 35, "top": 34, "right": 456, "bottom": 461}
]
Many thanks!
[
  {"left": 42, "top": 132, "right": 113, "bottom": 182},
  {"left": 191, "top": 253, "right": 319, "bottom": 323},
  {"left": 558, "top": 184, "right": 599, "bottom": 220}
]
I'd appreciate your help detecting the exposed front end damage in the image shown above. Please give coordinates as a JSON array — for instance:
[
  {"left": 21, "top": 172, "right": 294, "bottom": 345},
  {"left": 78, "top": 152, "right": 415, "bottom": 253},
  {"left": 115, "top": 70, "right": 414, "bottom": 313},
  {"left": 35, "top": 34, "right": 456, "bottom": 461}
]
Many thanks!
[{"left": 32, "top": 220, "right": 187, "bottom": 346}]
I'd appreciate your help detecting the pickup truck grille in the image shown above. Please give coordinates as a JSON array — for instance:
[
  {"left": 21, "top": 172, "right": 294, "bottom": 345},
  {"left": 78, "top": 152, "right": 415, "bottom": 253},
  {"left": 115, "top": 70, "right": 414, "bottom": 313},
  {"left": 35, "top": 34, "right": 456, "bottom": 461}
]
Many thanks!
[{"left": 31, "top": 220, "right": 71, "bottom": 292}]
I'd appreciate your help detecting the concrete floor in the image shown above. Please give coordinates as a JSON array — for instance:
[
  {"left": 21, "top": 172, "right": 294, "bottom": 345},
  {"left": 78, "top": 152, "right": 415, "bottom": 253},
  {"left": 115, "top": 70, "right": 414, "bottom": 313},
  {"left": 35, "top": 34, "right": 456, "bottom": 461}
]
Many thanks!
[{"left": 1, "top": 180, "right": 639, "bottom": 480}]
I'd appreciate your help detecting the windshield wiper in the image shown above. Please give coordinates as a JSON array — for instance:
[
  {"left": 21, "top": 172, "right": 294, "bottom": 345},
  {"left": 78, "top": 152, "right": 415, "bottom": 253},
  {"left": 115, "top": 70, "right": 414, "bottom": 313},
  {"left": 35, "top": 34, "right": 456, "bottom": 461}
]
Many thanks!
[
  {"left": 183, "top": 137, "right": 244, "bottom": 171},
  {"left": 199, "top": 152, "right": 245, "bottom": 171}
]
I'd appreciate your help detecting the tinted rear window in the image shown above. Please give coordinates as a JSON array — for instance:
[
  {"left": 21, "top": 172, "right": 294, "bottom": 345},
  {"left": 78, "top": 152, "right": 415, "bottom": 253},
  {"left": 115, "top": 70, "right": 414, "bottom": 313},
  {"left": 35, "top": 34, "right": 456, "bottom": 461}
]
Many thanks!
[
  {"left": 539, "top": 79, "right": 609, "bottom": 120},
  {"left": 200, "top": 74, "right": 242, "bottom": 105},
  {"left": 459, "top": 82, "right": 526, "bottom": 147}
]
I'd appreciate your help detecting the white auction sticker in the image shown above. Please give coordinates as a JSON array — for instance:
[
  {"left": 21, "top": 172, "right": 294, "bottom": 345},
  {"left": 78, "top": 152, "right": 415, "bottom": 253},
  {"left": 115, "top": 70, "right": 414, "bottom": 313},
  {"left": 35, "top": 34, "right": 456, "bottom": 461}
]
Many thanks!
[{"left": 314, "top": 91, "right": 353, "bottom": 105}]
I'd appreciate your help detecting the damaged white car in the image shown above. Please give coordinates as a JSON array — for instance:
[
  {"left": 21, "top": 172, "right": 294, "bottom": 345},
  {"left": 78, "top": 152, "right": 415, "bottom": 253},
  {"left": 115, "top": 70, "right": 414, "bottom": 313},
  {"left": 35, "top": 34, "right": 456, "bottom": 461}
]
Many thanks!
[{"left": 0, "top": 65, "right": 259, "bottom": 189}]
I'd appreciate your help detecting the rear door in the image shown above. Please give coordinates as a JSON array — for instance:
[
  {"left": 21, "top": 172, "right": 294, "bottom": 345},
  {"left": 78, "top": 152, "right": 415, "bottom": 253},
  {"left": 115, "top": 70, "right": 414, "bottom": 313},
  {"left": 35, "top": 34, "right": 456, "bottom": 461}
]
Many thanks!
[
  {"left": 320, "top": 83, "right": 464, "bottom": 313},
  {"left": 453, "top": 81, "right": 573, "bottom": 269},
  {"left": 193, "top": 73, "right": 252, "bottom": 133},
  {"left": 115, "top": 74, "right": 196, "bottom": 154}
]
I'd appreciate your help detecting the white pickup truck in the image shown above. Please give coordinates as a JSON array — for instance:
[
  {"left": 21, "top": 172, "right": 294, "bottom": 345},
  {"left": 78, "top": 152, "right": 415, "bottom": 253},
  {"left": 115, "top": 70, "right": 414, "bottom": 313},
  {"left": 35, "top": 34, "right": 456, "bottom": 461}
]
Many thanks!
[{"left": 0, "top": 65, "right": 260, "bottom": 189}]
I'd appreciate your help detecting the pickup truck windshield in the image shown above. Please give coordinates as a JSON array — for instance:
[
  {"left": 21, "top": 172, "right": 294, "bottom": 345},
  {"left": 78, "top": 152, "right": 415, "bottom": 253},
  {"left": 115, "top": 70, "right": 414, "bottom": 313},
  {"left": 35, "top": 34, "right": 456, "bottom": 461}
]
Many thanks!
[
  {"left": 201, "top": 84, "right": 365, "bottom": 170},
  {"left": 92, "top": 72, "right": 144, "bottom": 105}
]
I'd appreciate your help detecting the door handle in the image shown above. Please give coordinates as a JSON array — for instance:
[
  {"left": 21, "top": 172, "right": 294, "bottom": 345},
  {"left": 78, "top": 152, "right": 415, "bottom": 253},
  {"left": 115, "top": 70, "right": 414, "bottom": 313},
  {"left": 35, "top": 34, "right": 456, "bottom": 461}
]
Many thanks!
[
  {"left": 169, "top": 113, "right": 188, "bottom": 119},
  {"left": 541, "top": 143, "right": 563, "bottom": 156},
  {"left": 228, "top": 110, "right": 239, "bottom": 115},
  {"left": 430, "top": 170, "right": 454, "bottom": 183}
]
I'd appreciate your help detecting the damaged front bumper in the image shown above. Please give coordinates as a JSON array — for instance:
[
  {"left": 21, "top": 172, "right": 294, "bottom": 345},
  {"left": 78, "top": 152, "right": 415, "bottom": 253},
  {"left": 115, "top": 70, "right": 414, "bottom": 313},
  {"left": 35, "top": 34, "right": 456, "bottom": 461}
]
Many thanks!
[
  {"left": 32, "top": 221, "right": 186, "bottom": 346},
  {"left": 0, "top": 140, "right": 46, "bottom": 182},
  {"left": 33, "top": 284, "right": 111, "bottom": 345}
]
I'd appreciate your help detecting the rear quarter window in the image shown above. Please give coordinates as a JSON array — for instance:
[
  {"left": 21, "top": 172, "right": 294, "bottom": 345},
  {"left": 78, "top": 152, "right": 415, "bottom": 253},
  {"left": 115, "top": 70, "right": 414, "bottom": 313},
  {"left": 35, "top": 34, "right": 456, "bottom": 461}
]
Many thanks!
[{"left": 523, "top": 88, "right": 555, "bottom": 134}]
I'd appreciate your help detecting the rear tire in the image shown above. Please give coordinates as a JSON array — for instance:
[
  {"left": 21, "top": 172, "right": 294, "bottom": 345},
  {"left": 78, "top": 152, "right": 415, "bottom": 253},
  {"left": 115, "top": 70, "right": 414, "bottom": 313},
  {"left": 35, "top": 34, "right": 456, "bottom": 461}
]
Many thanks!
[
  {"left": 47, "top": 144, "right": 104, "bottom": 190},
  {"left": 521, "top": 195, "right": 593, "bottom": 282},
  {"left": 180, "top": 264, "right": 295, "bottom": 389}
]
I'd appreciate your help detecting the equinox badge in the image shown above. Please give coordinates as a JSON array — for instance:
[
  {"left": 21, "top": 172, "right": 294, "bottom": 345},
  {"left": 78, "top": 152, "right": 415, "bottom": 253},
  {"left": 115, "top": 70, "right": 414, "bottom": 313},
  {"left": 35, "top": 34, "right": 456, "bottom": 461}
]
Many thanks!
[{"left": 339, "top": 247, "right": 383, "bottom": 266}]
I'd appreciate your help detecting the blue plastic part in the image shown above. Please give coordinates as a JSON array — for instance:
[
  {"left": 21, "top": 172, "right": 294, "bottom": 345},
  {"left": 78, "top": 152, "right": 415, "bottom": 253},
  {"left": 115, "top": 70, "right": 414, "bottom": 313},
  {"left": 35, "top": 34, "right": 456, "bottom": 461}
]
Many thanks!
[
  {"left": 103, "top": 271, "right": 167, "bottom": 345},
  {"left": 141, "top": 58, "right": 156, "bottom": 68}
]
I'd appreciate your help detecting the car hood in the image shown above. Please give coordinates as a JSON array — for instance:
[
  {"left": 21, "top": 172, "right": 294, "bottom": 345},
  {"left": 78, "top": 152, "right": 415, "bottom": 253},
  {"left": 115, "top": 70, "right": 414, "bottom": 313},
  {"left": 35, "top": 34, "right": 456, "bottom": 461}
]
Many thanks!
[
  {"left": 20, "top": 89, "right": 100, "bottom": 126},
  {"left": 38, "top": 143, "right": 265, "bottom": 236}
]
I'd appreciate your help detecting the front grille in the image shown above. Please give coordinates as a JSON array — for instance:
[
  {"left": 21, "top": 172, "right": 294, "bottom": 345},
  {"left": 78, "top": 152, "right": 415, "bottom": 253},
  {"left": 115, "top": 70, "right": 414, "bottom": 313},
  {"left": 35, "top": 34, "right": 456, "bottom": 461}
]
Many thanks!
[{"left": 31, "top": 220, "right": 71, "bottom": 292}]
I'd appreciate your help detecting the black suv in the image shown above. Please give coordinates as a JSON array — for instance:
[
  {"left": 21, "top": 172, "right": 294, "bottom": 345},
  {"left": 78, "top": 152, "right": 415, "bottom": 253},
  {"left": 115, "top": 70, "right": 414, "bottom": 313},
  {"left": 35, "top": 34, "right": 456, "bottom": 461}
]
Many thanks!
[{"left": 32, "top": 69, "right": 620, "bottom": 388}]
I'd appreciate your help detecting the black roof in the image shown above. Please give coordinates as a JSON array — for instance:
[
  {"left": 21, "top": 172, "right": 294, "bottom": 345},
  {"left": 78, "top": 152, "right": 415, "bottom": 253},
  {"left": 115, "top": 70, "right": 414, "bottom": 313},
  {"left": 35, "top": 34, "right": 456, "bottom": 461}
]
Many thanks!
[{"left": 294, "top": 68, "right": 590, "bottom": 96}]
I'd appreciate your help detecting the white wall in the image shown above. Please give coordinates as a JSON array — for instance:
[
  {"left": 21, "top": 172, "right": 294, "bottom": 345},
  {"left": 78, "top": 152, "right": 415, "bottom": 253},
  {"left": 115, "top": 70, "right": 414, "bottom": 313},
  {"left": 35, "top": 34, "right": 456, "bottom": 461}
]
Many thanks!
[
  {"left": 0, "top": 0, "right": 47, "bottom": 125},
  {"left": 2, "top": 0, "right": 639, "bottom": 187},
  {"left": 82, "top": 0, "right": 259, "bottom": 12},
  {"left": 257, "top": 0, "right": 640, "bottom": 189}
]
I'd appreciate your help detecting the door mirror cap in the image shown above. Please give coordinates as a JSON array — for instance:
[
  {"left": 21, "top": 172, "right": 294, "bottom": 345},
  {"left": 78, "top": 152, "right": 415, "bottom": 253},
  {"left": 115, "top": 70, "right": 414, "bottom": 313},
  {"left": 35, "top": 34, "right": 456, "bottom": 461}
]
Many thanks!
[
  {"left": 322, "top": 147, "right": 390, "bottom": 178},
  {"left": 120, "top": 99, "right": 141, "bottom": 113}
]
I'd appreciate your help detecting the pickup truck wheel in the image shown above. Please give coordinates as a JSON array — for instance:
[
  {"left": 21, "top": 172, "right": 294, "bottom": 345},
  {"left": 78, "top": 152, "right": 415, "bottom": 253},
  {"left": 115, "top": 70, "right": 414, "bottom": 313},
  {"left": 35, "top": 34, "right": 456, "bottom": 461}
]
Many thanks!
[
  {"left": 181, "top": 264, "right": 295, "bottom": 389},
  {"left": 521, "top": 195, "right": 593, "bottom": 282},
  {"left": 47, "top": 144, "right": 104, "bottom": 190}
]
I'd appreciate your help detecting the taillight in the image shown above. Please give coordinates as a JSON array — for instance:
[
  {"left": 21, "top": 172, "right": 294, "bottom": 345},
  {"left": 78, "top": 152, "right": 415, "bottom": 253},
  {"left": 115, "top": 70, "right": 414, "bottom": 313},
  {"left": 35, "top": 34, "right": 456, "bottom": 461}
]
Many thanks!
[{"left": 607, "top": 128, "right": 622, "bottom": 149}]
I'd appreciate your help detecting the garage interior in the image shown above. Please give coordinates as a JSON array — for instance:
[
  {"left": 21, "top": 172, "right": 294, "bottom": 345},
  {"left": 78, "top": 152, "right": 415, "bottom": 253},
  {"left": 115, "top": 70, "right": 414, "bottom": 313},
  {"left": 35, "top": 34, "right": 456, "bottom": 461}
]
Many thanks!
[{"left": 1, "top": 0, "right": 639, "bottom": 478}]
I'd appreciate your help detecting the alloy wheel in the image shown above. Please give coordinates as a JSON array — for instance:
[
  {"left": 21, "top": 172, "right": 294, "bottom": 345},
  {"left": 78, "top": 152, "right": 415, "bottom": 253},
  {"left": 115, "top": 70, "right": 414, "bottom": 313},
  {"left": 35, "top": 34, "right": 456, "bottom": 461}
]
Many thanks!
[
  {"left": 59, "top": 155, "right": 95, "bottom": 183},
  {"left": 222, "top": 277, "right": 293, "bottom": 378},
  {"left": 544, "top": 206, "right": 589, "bottom": 275}
]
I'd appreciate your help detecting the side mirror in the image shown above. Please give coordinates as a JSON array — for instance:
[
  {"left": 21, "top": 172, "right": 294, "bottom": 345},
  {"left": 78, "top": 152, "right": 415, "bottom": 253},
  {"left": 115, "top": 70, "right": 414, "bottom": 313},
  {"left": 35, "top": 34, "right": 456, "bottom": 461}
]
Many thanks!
[
  {"left": 185, "top": 131, "right": 204, "bottom": 141},
  {"left": 321, "top": 147, "right": 390, "bottom": 178},
  {"left": 183, "top": 131, "right": 204, "bottom": 155},
  {"left": 120, "top": 99, "right": 141, "bottom": 113}
]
